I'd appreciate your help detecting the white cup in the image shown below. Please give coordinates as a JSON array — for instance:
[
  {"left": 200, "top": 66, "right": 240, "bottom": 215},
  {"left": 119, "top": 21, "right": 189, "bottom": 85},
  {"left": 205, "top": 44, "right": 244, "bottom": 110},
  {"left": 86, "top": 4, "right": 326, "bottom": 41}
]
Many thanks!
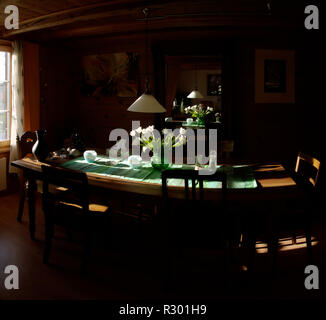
[{"left": 186, "top": 118, "right": 193, "bottom": 124}]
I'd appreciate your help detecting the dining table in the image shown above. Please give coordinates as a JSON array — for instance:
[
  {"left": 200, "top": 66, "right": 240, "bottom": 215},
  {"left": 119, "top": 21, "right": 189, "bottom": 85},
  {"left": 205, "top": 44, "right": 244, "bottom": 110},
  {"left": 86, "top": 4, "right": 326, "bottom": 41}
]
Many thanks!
[{"left": 11, "top": 154, "right": 304, "bottom": 240}]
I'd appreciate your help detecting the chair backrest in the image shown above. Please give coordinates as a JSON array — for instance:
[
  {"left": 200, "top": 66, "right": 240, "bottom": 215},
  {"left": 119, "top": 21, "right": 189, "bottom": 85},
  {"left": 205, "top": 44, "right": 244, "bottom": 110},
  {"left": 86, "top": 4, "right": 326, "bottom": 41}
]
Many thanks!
[
  {"left": 197, "top": 171, "right": 227, "bottom": 203},
  {"left": 41, "top": 165, "right": 89, "bottom": 214},
  {"left": 217, "top": 140, "right": 234, "bottom": 160},
  {"left": 295, "top": 152, "right": 321, "bottom": 188},
  {"left": 161, "top": 169, "right": 227, "bottom": 203},
  {"left": 17, "top": 131, "right": 37, "bottom": 158},
  {"left": 162, "top": 169, "right": 198, "bottom": 201},
  {"left": 161, "top": 170, "right": 227, "bottom": 246}
]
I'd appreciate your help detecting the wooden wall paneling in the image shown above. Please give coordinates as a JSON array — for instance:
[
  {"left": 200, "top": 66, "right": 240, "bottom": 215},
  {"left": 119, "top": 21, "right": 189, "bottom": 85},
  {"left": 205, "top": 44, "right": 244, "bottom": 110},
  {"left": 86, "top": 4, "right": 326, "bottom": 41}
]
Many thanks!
[
  {"left": 221, "top": 43, "right": 236, "bottom": 141},
  {"left": 152, "top": 46, "right": 167, "bottom": 130},
  {"left": 78, "top": 97, "right": 154, "bottom": 149},
  {"left": 40, "top": 46, "right": 80, "bottom": 150},
  {"left": 237, "top": 35, "right": 301, "bottom": 162},
  {"left": 165, "top": 61, "right": 180, "bottom": 117}
]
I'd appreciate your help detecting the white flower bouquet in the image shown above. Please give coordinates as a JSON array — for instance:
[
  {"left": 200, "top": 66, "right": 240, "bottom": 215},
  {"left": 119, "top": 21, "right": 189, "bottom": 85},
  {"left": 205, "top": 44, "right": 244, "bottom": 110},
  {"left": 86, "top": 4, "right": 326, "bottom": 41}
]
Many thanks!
[
  {"left": 130, "top": 125, "right": 187, "bottom": 153},
  {"left": 184, "top": 104, "right": 214, "bottom": 125},
  {"left": 130, "top": 125, "right": 187, "bottom": 169}
]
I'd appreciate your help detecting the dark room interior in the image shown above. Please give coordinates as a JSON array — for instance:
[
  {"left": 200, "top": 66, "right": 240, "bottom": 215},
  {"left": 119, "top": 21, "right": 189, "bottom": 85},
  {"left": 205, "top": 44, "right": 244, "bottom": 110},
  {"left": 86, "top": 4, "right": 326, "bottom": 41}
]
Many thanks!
[{"left": 0, "top": 0, "right": 324, "bottom": 312}]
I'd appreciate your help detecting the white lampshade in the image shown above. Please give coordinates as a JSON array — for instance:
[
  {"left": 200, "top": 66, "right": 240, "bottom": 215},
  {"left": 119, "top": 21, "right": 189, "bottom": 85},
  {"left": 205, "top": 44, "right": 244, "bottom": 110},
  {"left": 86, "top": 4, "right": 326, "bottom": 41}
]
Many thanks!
[
  {"left": 187, "top": 89, "right": 204, "bottom": 99},
  {"left": 127, "top": 93, "right": 166, "bottom": 113}
]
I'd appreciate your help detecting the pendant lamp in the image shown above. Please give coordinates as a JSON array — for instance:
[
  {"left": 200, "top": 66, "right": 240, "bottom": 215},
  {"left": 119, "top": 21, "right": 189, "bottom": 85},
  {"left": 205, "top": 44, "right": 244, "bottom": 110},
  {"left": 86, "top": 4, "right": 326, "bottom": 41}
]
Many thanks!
[{"left": 128, "top": 8, "right": 166, "bottom": 113}]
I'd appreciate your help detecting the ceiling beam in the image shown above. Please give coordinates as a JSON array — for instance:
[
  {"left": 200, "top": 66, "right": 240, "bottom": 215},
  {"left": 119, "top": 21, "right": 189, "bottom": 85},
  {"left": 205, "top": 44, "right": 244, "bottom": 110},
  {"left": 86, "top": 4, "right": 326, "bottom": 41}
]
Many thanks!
[
  {"left": 0, "top": 0, "right": 303, "bottom": 41},
  {"left": 1, "top": 0, "right": 285, "bottom": 39},
  {"left": 1, "top": 0, "right": 145, "bottom": 37}
]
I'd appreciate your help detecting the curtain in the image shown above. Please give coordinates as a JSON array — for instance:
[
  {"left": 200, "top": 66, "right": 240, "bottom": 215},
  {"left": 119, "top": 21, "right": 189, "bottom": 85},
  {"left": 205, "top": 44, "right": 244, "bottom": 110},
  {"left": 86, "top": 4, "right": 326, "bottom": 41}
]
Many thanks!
[
  {"left": 9, "top": 41, "right": 24, "bottom": 173},
  {"left": 23, "top": 42, "right": 40, "bottom": 131}
]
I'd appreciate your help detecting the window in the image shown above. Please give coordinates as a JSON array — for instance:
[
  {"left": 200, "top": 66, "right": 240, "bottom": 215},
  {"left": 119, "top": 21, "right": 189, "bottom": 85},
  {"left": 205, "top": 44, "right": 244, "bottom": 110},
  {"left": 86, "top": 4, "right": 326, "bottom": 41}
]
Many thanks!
[{"left": 0, "top": 45, "right": 12, "bottom": 148}]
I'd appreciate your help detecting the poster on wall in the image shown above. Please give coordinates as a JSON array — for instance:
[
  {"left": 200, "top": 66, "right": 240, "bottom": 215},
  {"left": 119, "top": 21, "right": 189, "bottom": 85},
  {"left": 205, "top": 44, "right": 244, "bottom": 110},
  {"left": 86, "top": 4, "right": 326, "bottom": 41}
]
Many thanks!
[{"left": 81, "top": 52, "right": 139, "bottom": 97}]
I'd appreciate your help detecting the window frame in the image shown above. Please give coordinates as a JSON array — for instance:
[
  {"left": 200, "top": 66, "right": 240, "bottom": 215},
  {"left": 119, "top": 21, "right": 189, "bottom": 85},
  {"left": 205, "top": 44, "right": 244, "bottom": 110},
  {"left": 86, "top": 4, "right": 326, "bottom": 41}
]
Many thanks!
[{"left": 0, "top": 44, "right": 12, "bottom": 151}]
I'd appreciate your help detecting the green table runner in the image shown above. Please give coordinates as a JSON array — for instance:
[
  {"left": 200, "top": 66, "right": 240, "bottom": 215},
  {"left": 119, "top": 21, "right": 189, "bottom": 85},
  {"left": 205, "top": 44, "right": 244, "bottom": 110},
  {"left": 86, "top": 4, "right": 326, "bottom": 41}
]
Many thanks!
[{"left": 60, "top": 155, "right": 257, "bottom": 189}]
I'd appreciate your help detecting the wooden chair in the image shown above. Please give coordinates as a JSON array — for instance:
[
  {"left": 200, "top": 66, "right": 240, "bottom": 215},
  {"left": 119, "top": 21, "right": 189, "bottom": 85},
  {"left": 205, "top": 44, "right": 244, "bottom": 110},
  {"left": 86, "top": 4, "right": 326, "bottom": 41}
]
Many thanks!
[
  {"left": 161, "top": 169, "right": 229, "bottom": 282},
  {"left": 162, "top": 169, "right": 227, "bottom": 202},
  {"left": 16, "top": 131, "right": 66, "bottom": 240},
  {"left": 217, "top": 140, "right": 234, "bottom": 161},
  {"left": 290, "top": 152, "right": 321, "bottom": 246},
  {"left": 41, "top": 165, "right": 112, "bottom": 273},
  {"left": 294, "top": 152, "right": 320, "bottom": 190},
  {"left": 248, "top": 152, "right": 321, "bottom": 275},
  {"left": 17, "top": 131, "right": 37, "bottom": 222}
]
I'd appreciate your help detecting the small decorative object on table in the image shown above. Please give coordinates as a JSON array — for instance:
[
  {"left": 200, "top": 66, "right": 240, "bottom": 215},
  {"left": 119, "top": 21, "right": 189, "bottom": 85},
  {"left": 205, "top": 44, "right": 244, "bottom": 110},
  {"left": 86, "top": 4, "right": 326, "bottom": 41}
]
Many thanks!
[
  {"left": 127, "top": 155, "right": 142, "bottom": 169},
  {"left": 184, "top": 104, "right": 214, "bottom": 126},
  {"left": 71, "top": 133, "right": 86, "bottom": 152},
  {"left": 130, "top": 125, "right": 187, "bottom": 170},
  {"left": 68, "top": 148, "right": 81, "bottom": 157},
  {"left": 83, "top": 150, "right": 97, "bottom": 163},
  {"left": 215, "top": 112, "right": 221, "bottom": 123},
  {"left": 32, "top": 130, "right": 49, "bottom": 162}
]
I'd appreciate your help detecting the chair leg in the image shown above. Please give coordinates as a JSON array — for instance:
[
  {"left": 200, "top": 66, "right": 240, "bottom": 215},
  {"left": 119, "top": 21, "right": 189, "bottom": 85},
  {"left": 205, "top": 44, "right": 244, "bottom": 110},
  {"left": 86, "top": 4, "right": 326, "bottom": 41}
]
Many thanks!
[
  {"left": 268, "top": 233, "right": 278, "bottom": 276},
  {"left": 43, "top": 212, "right": 53, "bottom": 264},
  {"left": 17, "top": 185, "right": 26, "bottom": 222},
  {"left": 161, "top": 246, "right": 174, "bottom": 290},
  {"left": 166, "top": 246, "right": 178, "bottom": 287},
  {"left": 247, "top": 230, "right": 256, "bottom": 275},
  {"left": 222, "top": 239, "right": 231, "bottom": 287},
  {"left": 137, "top": 204, "right": 144, "bottom": 240},
  {"left": 268, "top": 216, "right": 279, "bottom": 277},
  {"left": 305, "top": 220, "right": 313, "bottom": 264},
  {"left": 107, "top": 214, "right": 113, "bottom": 248},
  {"left": 81, "top": 229, "right": 92, "bottom": 274},
  {"left": 27, "top": 178, "right": 37, "bottom": 240}
]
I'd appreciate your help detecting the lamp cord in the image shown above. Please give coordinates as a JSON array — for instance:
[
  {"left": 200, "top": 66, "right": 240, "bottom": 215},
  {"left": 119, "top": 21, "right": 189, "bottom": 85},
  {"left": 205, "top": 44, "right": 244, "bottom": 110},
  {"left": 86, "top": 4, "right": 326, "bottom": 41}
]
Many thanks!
[
  {"left": 195, "top": 63, "right": 198, "bottom": 90},
  {"left": 143, "top": 8, "right": 150, "bottom": 94}
]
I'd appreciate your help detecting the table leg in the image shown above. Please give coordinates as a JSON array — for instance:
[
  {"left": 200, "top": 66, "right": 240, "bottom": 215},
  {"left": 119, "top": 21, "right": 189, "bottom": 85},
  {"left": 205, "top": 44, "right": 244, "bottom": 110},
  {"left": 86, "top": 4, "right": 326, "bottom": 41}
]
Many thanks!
[{"left": 27, "top": 177, "right": 37, "bottom": 240}]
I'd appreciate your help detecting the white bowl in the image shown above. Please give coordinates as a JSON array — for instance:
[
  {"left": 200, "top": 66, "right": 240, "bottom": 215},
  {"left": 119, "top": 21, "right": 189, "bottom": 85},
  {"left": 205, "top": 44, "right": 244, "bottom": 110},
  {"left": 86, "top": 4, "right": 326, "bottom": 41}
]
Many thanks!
[{"left": 83, "top": 150, "right": 97, "bottom": 163}]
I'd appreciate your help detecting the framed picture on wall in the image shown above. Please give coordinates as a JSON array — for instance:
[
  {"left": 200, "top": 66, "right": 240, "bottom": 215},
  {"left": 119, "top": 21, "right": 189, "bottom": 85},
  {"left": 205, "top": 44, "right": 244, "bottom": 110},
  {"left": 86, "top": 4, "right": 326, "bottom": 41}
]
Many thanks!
[
  {"left": 81, "top": 52, "right": 139, "bottom": 97},
  {"left": 207, "top": 74, "right": 221, "bottom": 96},
  {"left": 255, "top": 49, "right": 295, "bottom": 103}
]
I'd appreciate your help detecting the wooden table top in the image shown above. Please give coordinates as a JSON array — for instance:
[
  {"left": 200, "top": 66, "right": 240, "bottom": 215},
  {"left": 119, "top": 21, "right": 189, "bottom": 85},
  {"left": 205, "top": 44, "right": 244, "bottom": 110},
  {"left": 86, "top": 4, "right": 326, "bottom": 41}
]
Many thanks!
[{"left": 11, "top": 157, "right": 301, "bottom": 201}]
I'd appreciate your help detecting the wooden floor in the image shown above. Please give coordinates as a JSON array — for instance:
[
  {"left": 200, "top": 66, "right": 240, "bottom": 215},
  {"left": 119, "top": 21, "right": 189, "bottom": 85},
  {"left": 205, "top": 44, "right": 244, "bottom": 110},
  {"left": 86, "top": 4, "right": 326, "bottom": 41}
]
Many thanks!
[{"left": 0, "top": 191, "right": 326, "bottom": 301}]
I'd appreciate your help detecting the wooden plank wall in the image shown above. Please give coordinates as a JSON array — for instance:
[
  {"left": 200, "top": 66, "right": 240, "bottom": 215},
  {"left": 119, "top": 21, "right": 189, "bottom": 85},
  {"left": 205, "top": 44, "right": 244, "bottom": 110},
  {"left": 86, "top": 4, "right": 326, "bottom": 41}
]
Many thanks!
[
  {"left": 39, "top": 44, "right": 157, "bottom": 150},
  {"left": 78, "top": 96, "right": 155, "bottom": 149}
]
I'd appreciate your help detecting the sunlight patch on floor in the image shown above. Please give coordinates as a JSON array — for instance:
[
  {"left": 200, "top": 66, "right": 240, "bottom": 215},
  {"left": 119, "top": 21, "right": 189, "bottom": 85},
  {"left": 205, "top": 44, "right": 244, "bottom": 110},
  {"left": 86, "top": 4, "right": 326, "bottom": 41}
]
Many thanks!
[{"left": 255, "top": 236, "right": 318, "bottom": 254}]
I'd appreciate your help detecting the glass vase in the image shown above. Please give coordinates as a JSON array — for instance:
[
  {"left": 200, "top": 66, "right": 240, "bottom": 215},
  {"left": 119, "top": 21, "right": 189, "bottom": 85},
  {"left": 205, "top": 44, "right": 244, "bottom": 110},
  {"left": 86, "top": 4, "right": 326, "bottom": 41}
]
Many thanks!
[
  {"left": 151, "top": 153, "right": 170, "bottom": 171},
  {"left": 196, "top": 117, "right": 205, "bottom": 126}
]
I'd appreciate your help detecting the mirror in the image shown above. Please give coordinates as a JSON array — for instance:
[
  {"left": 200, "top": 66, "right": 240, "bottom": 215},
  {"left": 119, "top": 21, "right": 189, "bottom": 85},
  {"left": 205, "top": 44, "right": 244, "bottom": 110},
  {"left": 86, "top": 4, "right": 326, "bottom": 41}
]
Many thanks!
[{"left": 165, "top": 55, "right": 223, "bottom": 122}]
